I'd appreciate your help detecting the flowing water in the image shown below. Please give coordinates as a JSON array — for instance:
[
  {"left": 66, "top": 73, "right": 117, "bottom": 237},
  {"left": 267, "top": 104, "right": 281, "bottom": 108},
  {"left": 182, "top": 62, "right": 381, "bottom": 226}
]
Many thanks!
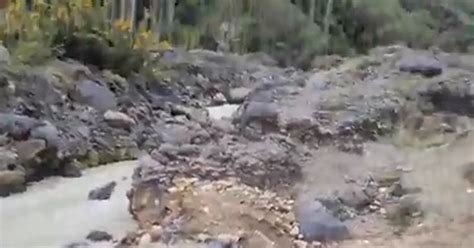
[{"left": 0, "top": 161, "right": 138, "bottom": 248}]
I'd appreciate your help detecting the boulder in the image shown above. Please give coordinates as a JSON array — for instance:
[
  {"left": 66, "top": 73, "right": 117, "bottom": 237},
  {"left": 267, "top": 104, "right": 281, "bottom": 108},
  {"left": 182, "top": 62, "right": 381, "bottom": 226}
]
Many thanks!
[
  {"left": 235, "top": 101, "right": 279, "bottom": 132},
  {"left": 338, "top": 187, "right": 372, "bottom": 209},
  {"left": 0, "top": 114, "right": 40, "bottom": 141},
  {"left": 86, "top": 230, "right": 113, "bottom": 242},
  {"left": 296, "top": 200, "right": 350, "bottom": 242},
  {"left": 103, "top": 110, "right": 136, "bottom": 130},
  {"left": 228, "top": 87, "right": 251, "bottom": 104},
  {"left": 88, "top": 181, "right": 117, "bottom": 200},
  {"left": 60, "top": 161, "right": 82, "bottom": 178},
  {"left": 398, "top": 55, "right": 443, "bottom": 77},
  {"left": 418, "top": 79, "right": 474, "bottom": 117},
  {"left": 14, "top": 139, "right": 47, "bottom": 163},
  {"left": 71, "top": 77, "right": 117, "bottom": 112},
  {"left": 29, "top": 121, "right": 62, "bottom": 149},
  {"left": 0, "top": 148, "right": 26, "bottom": 196}
]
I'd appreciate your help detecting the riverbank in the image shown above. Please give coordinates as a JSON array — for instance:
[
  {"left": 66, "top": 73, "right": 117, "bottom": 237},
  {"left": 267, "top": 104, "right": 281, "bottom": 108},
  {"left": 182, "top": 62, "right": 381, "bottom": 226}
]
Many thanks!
[{"left": 1, "top": 45, "right": 474, "bottom": 247}]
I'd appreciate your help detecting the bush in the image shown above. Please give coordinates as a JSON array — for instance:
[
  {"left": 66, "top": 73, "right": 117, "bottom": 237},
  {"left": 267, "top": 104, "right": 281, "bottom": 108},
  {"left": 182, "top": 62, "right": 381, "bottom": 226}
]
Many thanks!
[{"left": 1, "top": 0, "right": 158, "bottom": 77}]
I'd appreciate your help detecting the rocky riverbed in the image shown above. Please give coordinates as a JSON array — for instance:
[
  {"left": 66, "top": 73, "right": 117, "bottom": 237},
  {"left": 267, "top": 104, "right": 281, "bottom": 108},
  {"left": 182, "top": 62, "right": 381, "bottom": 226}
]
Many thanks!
[{"left": 1, "top": 45, "right": 474, "bottom": 247}]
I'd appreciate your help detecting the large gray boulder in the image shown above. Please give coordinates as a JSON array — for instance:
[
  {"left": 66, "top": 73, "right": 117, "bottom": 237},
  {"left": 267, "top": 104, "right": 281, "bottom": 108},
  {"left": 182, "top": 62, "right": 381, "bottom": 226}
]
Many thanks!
[
  {"left": 398, "top": 55, "right": 443, "bottom": 77},
  {"left": 71, "top": 76, "right": 117, "bottom": 112},
  {"left": 296, "top": 200, "right": 350, "bottom": 242}
]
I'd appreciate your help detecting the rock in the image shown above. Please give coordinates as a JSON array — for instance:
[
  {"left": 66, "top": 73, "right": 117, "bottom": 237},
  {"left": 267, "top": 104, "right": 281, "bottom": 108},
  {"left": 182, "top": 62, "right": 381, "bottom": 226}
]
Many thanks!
[
  {"left": 0, "top": 44, "right": 10, "bottom": 66},
  {"left": 386, "top": 195, "right": 422, "bottom": 227},
  {"left": 88, "top": 181, "right": 117, "bottom": 200},
  {"left": 159, "top": 123, "right": 193, "bottom": 145},
  {"left": 138, "top": 233, "right": 152, "bottom": 246},
  {"left": 158, "top": 143, "right": 180, "bottom": 160},
  {"left": 212, "top": 92, "right": 227, "bottom": 105},
  {"left": 60, "top": 161, "right": 82, "bottom": 178},
  {"left": 14, "top": 139, "right": 47, "bottom": 163},
  {"left": 235, "top": 101, "right": 279, "bottom": 132},
  {"left": 150, "top": 150, "right": 170, "bottom": 165},
  {"left": 0, "top": 134, "right": 8, "bottom": 146},
  {"left": 0, "top": 114, "right": 40, "bottom": 140},
  {"left": 0, "top": 148, "right": 26, "bottom": 197},
  {"left": 71, "top": 75, "right": 117, "bottom": 111},
  {"left": 206, "top": 240, "right": 230, "bottom": 248},
  {"left": 338, "top": 187, "right": 371, "bottom": 209},
  {"left": 63, "top": 241, "right": 90, "bottom": 248},
  {"left": 228, "top": 87, "right": 251, "bottom": 104},
  {"left": 103, "top": 110, "right": 136, "bottom": 130},
  {"left": 30, "top": 121, "right": 62, "bottom": 149},
  {"left": 398, "top": 55, "right": 443, "bottom": 77},
  {"left": 148, "top": 225, "right": 164, "bottom": 241},
  {"left": 296, "top": 200, "right": 350, "bottom": 242},
  {"left": 462, "top": 162, "right": 474, "bottom": 187},
  {"left": 127, "top": 179, "right": 167, "bottom": 228},
  {"left": 86, "top": 230, "right": 113, "bottom": 242},
  {"left": 418, "top": 79, "right": 474, "bottom": 117},
  {"left": 373, "top": 171, "right": 402, "bottom": 187},
  {"left": 172, "top": 105, "right": 210, "bottom": 124},
  {"left": 293, "top": 240, "right": 309, "bottom": 248}
]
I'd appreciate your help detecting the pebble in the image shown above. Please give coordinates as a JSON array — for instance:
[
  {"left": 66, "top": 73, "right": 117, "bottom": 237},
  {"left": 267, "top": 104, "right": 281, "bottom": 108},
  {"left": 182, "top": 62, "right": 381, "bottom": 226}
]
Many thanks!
[
  {"left": 290, "top": 226, "right": 300, "bottom": 237},
  {"left": 138, "top": 233, "right": 152, "bottom": 246}
]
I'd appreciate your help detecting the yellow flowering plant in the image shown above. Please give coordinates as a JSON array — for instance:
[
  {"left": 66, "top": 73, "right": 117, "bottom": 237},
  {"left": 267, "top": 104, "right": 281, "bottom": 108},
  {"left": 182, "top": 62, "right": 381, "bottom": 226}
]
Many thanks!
[{"left": 1, "top": 0, "right": 172, "bottom": 76}]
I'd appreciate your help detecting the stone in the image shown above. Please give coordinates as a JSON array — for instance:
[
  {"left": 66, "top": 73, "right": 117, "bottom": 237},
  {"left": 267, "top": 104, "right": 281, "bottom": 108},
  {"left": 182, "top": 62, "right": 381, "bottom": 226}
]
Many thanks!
[
  {"left": 159, "top": 123, "right": 193, "bottom": 145},
  {"left": 462, "top": 162, "right": 474, "bottom": 187},
  {"left": 228, "top": 87, "right": 251, "bottom": 104},
  {"left": 103, "top": 110, "right": 136, "bottom": 130},
  {"left": 177, "top": 144, "right": 201, "bottom": 156},
  {"left": 71, "top": 76, "right": 117, "bottom": 112},
  {"left": 338, "top": 187, "right": 371, "bottom": 209},
  {"left": 206, "top": 240, "right": 230, "bottom": 248},
  {"left": 138, "top": 233, "right": 152, "bottom": 247},
  {"left": 418, "top": 79, "right": 474, "bottom": 117},
  {"left": 148, "top": 225, "right": 164, "bottom": 241},
  {"left": 60, "top": 161, "right": 82, "bottom": 178},
  {"left": 88, "top": 181, "right": 117, "bottom": 200},
  {"left": 63, "top": 241, "right": 90, "bottom": 248},
  {"left": 293, "top": 240, "right": 309, "bottom": 248},
  {"left": 14, "top": 139, "right": 47, "bottom": 163},
  {"left": 296, "top": 200, "right": 350, "bottom": 242},
  {"left": 0, "top": 44, "right": 10, "bottom": 66},
  {"left": 127, "top": 179, "right": 167, "bottom": 228},
  {"left": 30, "top": 122, "right": 62, "bottom": 149},
  {"left": 0, "top": 169, "right": 26, "bottom": 197},
  {"left": 0, "top": 148, "right": 26, "bottom": 196},
  {"left": 0, "top": 134, "right": 8, "bottom": 146},
  {"left": 212, "top": 92, "right": 227, "bottom": 105},
  {"left": 398, "top": 55, "right": 443, "bottom": 77},
  {"left": 86, "top": 230, "right": 113, "bottom": 242},
  {"left": 0, "top": 114, "right": 40, "bottom": 141},
  {"left": 158, "top": 143, "right": 180, "bottom": 160},
  {"left": 235, "top": 101, "right": 279, "bottom": 132}
]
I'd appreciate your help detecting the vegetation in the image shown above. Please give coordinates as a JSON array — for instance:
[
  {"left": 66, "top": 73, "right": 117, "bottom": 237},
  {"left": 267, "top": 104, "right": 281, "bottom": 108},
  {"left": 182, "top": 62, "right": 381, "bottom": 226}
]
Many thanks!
[{"left": 1, "top": 0, "right": 473, "bottom": 71}]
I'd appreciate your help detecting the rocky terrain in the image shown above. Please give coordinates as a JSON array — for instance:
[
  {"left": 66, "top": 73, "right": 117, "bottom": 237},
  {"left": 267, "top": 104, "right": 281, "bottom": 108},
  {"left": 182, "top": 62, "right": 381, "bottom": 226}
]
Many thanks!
[{"left": 1, "top": 45, "right": 473, "bottom": 247}]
